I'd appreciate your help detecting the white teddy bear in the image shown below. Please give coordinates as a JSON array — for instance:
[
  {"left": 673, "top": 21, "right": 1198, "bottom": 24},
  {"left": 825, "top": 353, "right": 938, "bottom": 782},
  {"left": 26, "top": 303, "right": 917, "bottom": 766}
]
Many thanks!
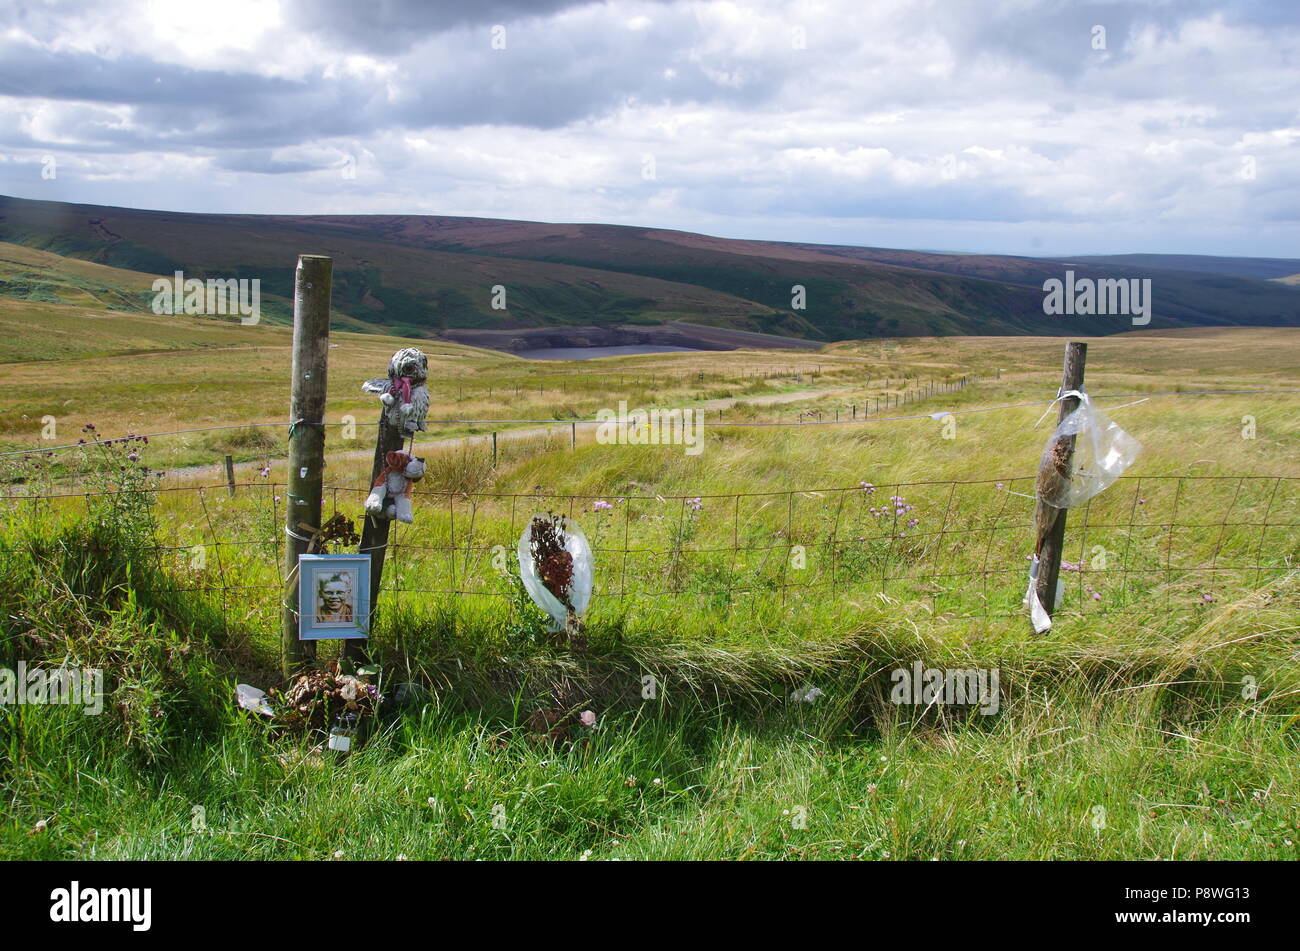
[
  {"left": 364, "top": 451, "right": 426, "bottom": 524},
  {"left": 361, "top": 347, "right": 430, "bottom": 434}
]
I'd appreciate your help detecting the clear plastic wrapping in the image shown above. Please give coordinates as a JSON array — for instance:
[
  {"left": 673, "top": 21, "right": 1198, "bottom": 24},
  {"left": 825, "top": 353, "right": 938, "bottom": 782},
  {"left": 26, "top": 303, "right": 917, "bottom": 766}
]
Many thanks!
[
  {"left": 517, "top": 513, "right": 593, "bottom": 631},
  {"left": 1037, "top": 390, "right": 1142, "bottom": 509}
]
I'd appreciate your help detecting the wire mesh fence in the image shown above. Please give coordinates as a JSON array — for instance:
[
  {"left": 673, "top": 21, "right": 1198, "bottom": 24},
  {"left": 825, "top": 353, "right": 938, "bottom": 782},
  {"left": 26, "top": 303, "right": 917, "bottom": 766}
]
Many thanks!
[{"left": 3, "top": 474, "right": 1294, "bottom": 639}]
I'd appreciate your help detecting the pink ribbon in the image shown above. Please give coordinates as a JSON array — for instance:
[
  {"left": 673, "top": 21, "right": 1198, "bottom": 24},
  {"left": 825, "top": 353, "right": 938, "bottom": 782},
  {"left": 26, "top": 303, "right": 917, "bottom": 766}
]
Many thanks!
[{"left": 389, "top": 376, "right": 412, "bottom": 405}]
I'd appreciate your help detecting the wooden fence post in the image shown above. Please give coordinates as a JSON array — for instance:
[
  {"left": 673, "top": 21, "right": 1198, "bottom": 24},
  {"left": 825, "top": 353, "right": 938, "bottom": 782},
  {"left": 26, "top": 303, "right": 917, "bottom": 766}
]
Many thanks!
[
  {"left": 224, "top": 454, "right": 236, "bottom": 496},
  {"left": 281, "top": 254, "right": 332, "bottom": 678},
  {"left": 492, "top": 431, "right": 498, "bottom": 468},
  {"left": 1033, "top": 341, "right": 1087, "bottom": 617},
  {"left": 350, "top": 357, "right": 411, "bottom": 663}
]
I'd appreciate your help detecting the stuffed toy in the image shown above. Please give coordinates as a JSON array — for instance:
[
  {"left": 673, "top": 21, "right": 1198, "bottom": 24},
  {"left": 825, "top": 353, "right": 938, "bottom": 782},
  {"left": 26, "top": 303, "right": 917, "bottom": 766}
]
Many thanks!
[
  {"left": 362, "top": 347, "right": 430, "bottom": 434},
  {"left": 365, "top": 451, "right": 426, "bottom": 524}
]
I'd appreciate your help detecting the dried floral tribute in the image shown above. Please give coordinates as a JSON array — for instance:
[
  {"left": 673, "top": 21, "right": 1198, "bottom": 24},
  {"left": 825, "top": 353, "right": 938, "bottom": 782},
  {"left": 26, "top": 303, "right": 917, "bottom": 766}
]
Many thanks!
[
  {"left": 517, "top": 511, "right": 594, "bottom": 643},
  {"left": 530, "top": 513, "right": 576, "bottom": 610}
]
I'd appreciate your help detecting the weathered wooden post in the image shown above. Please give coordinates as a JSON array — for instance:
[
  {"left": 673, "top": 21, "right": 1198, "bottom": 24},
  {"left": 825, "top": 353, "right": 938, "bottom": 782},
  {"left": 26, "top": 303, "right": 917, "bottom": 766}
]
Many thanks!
[
  {"left": 1033, "top": 341, "right": 1087, "bottom": 617},
  {"left": 224, "top": 454, "right": 236, "bottom": 496},
  {"left": 352, "top": 347, "right": 430, "bottom": 662},
  {"left": 354, "top": 416, "right": 406, "bottom": 664},
  {"left": 281, "top": 254, "right": 332, "bottom": 677},
  {"left": 492, "top": 431, "right": 498, "bottom": 468}
]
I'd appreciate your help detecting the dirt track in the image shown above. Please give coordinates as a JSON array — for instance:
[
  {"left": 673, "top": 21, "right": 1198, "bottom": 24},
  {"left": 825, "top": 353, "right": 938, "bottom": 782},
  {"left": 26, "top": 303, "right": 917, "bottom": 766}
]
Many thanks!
[{"left": 166, "top": 385, "right": 855, "bottom": 483}]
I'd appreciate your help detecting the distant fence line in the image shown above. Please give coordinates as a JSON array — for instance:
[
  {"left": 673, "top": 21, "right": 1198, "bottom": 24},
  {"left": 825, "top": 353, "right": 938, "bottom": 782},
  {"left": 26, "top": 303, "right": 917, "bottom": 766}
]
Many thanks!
[{"left": 2, "top": 384, "right": 1295, "bottom": 460}]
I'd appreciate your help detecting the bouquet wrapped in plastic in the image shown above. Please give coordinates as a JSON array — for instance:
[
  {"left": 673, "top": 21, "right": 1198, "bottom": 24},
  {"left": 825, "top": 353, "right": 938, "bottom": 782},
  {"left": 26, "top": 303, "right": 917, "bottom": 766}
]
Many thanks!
[{"left": 517, "top": 513, "right": 593, "bottom": 636}]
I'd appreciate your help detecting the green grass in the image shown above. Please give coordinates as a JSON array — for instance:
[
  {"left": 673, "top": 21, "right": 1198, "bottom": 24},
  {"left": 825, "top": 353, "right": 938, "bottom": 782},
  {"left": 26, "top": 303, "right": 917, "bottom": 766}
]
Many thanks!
[
  {"left": 1, "top": 326, "right": 1297, "bottom": 860},
  {"left": 3, "top": 543, "right": 1297, "bottom": 861},
  {"left": 8, "top": 692, "right": 1299, "bottom": 861},
  {"left": 2, "top": 474, "right": 1296, "bottom": 862}
]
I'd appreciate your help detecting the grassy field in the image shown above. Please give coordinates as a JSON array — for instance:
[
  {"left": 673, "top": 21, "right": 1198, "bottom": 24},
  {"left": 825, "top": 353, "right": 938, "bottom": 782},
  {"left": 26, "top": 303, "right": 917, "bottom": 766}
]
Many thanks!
[{"left": 1, "top": 319, "right": 1297, "bottom": 860}]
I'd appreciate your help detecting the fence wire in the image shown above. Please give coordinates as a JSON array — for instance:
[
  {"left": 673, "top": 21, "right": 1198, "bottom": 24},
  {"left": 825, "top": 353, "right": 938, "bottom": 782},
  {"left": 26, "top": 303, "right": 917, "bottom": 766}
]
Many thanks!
[{"left": 3, "top": 475, "right": 1293, "bottom": 634}]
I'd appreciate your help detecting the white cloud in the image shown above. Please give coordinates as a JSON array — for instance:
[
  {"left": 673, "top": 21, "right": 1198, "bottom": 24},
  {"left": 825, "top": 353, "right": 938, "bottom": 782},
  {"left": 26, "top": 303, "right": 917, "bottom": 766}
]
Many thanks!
[{"left": 0, "top": 0, "right": 1295, "bottom": 255}]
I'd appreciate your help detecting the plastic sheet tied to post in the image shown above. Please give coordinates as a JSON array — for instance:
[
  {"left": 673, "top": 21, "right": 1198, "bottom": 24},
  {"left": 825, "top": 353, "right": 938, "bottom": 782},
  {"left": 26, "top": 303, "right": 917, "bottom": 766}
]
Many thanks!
[
  {"left": 1035, "top": 389, "right": 1142, "bottom": 510},
  {"left": 1023, "top": 554, "right": 1059, "bottom": 635}
]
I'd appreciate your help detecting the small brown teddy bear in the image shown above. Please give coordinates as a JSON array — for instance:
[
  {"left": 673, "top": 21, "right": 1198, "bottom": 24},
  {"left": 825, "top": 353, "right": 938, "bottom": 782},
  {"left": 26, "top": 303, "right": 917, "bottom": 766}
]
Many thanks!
[{"left": 364, "top": 451, "right": 425, "bottom": 523}]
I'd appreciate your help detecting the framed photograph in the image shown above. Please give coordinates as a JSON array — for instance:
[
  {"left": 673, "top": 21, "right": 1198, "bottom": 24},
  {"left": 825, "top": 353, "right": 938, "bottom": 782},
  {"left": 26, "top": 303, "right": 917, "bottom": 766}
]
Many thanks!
[{"left": 298, "top": 554, "right": 371, "bottom": 640}]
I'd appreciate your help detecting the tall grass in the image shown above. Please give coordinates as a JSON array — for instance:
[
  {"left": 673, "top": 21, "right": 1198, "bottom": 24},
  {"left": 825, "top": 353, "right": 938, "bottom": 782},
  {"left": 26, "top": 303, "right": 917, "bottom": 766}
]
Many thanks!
[
  {"left": 2, "top": 459, "right": 1296, "bottom": 859},
  {"left": 1, "top": 331, "right": 1297, "bottom": 859}
]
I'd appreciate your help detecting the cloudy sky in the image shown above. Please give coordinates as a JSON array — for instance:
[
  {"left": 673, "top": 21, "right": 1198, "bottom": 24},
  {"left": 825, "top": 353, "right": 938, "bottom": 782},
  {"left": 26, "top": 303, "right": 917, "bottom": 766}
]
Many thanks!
[{"left": 0, "top": 0, "right": 1296, "bottom": 256}]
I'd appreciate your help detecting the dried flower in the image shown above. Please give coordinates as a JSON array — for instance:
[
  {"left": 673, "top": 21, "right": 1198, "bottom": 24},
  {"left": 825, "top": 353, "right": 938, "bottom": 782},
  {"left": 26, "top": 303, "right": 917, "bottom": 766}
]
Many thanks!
[{"left": 529, "top": 514, "right": 574, "bottom": 607}]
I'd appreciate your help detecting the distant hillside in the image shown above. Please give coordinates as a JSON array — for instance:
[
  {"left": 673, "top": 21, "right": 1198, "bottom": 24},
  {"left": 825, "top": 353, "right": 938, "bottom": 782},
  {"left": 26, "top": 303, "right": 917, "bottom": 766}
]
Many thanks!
[
  {"left": 1, "top": 194, "right": 1298, "bottom": 344},
  {"left": 1070, "top": 253, "right": 1300, "bottom": 281}
]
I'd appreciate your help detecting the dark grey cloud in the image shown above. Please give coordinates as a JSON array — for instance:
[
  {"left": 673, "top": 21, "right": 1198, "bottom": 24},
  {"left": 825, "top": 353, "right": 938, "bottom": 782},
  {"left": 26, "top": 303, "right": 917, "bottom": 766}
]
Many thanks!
[
  {"left": 213, "top": 150, "right": 340, "bottom": 174},
  {"left": 0, "top": 37, "right": 299, "bottom": 106},
  {"left": 0, "top": 7, "right": 778, "bottom": 149},
  {"left": 280, "top": 0, "right": 655, "bottom": 53},
  {"left": 917, "top": 1, "right": 1199, "bottom": 80}
]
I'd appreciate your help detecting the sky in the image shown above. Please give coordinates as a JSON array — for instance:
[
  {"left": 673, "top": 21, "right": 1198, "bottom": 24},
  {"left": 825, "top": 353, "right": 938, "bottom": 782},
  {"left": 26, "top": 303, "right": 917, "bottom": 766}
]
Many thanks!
[{"left": 0, "top": 0, "right": 1296, "bottom": 257}]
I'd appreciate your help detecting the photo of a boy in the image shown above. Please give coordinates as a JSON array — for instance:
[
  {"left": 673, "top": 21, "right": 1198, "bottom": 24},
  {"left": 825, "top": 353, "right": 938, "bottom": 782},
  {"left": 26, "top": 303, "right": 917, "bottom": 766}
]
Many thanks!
[{"left": 314, "top": 571, "right": 354, "bottom": 624}]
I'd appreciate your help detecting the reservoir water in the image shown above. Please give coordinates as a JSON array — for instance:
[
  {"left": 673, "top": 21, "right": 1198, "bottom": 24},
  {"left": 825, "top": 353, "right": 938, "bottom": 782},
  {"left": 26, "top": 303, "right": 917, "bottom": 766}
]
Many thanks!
[{"left": 518, "top": 344, "right": 703, "bottom": 360}]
